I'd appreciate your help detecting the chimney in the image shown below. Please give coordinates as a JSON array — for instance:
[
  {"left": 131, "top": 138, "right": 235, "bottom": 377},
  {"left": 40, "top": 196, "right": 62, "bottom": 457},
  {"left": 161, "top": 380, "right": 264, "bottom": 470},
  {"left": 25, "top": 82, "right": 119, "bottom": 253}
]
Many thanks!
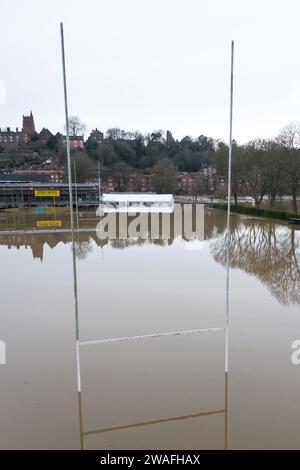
[
  {"left": 7, "top": 127, "right": 10, "bottom": 133},
  {"left": 16, "top": 127, "right": 18, "bottom": 132}
]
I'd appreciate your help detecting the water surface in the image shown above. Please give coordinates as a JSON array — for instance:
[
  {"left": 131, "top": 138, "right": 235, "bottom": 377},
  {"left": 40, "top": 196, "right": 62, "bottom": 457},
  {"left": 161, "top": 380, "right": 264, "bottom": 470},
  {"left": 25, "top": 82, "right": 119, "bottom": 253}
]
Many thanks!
[{"left": 0, "top": 208, "right": 299, "bottom": 449}]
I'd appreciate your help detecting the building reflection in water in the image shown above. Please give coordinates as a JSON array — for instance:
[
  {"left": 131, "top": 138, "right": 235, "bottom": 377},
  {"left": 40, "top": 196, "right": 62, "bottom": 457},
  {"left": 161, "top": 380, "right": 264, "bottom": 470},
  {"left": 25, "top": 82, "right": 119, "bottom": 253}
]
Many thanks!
[{"left": 0, "top": 208, "right": 299, "bottom": 306}]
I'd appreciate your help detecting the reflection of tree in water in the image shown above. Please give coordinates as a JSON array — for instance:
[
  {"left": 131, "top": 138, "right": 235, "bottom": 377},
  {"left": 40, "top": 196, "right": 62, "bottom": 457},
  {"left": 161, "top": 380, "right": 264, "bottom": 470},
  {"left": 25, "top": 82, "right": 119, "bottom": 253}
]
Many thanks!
[
  {"left": 211, "top": 218, "right": 300, "bottom": 305},
  {"left": 204, "top": 208, "right": 228, "bottom": 239},
  {"left": 2, "top": 209, "right": 300, "bottom": 305}
]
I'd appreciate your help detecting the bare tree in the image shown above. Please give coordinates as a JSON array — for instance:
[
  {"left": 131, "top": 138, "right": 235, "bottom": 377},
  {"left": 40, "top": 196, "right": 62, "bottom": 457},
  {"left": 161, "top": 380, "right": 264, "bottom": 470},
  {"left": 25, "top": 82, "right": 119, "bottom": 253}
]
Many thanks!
[
  {"left": 65, "top": 115, "right": 86, "bottom": 136},
  {"left": 276, "top": 123, "right": 300, "bottom": 212},
  {"left": 71, "top": 151, "right": 96, "bottom": 182},
  {"left": 276, "top": 122, "right": 300, "bottom": 148},
  {"left": 106, "top": 128, "right": 127, "bottom": 140},
  {"left": 243, "top": 139, "right": 269, "bottom": 207},
  {"left": 263, "top": 140, "right": 285, "bottom": 207},
  {"left": 214, "top": 141, "right": 246, "bottom": 204},
  {"left": 152, "top": 158, "right": 177, "bottom": 193}
]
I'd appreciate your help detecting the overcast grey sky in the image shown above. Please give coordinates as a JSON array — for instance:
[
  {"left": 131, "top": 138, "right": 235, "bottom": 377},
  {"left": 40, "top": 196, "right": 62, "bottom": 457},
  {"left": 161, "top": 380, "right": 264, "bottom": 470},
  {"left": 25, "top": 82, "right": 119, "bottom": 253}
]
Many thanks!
[{"left": 1, "top": 0, "right": 300, "bottom": 142}]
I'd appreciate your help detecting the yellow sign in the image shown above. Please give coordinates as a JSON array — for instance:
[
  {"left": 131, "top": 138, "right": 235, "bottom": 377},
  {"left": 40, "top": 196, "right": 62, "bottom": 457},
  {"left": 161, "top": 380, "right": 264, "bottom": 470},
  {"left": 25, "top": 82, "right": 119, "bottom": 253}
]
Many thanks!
[
  {"left": 44, "top": 207, "right": 67, "bottom": 213},
  {"left": 34, "top": 190, "right": 60, "bottom": 197},
  {"left": 37, "top": 220, "right": 62, "bottom": 228}
]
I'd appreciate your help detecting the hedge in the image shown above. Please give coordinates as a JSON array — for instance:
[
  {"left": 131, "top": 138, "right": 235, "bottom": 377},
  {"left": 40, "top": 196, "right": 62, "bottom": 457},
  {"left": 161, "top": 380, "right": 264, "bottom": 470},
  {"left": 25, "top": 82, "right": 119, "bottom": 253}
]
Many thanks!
[{"left": 211, "top": 203, "right": 299, "bottom": 221}]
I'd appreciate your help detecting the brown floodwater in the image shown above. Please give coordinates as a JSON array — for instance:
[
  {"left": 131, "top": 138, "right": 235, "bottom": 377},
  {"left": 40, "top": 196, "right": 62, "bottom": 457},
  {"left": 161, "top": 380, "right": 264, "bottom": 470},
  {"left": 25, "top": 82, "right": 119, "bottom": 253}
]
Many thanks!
[{"left": 0, "top": 207, "right": 299, "bottom": 449}]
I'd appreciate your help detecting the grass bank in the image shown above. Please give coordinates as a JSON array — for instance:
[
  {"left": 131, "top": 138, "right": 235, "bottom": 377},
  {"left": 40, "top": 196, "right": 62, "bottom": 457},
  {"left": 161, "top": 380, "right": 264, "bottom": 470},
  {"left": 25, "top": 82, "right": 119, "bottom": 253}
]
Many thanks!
[{"left": 211, "top": 203, "right": 299, "bottom": 222}]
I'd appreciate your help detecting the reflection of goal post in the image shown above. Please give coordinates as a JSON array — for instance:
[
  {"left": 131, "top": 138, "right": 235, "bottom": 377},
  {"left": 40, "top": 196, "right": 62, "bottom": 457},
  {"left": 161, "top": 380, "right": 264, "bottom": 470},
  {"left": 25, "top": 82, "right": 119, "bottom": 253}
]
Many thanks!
[
  {"left": 0, "top": 340, "right": 6, "bottom": 365},
  {"left": 75, "top": 301, "right": 229, "bottom": 448}
]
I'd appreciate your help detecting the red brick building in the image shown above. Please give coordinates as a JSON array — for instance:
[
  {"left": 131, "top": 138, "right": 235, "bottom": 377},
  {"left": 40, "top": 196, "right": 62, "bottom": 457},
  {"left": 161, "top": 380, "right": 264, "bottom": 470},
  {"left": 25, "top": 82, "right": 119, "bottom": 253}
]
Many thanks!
[
  {"left": 89, "top": 128, "right": 104, "bottom": 143},
  {"left": 39, "top": 128, "right": 53, "bottom": 143},
  {"left": 0, "top": 111, "right": 36, "bottom": 145},
  {"left": 62, "top": 135, "right": 84, "bottom": 149},
  {"left": 0, "top": 127, "right": 23, "bottom": 145}
]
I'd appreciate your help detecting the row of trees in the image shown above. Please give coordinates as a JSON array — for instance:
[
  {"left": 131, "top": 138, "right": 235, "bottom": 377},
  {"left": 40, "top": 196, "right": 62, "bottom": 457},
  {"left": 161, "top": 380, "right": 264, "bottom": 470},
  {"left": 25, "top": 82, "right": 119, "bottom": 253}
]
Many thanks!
[
  {"left": 65, "top": 121, "right": 300, "bottom": 207},
  {"left": 85, "top": 129, "right": 214, "bottom": 172},
  {"left": 215, "top": 123, "right": 300, "bottom": 211}
]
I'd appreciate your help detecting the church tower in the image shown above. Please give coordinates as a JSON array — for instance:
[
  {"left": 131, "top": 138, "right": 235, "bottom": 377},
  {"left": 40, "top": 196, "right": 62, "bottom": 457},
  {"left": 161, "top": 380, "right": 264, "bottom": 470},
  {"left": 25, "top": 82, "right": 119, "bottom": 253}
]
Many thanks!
[{"left": 22, "top": 111, "right": 35, "bottom": 143}]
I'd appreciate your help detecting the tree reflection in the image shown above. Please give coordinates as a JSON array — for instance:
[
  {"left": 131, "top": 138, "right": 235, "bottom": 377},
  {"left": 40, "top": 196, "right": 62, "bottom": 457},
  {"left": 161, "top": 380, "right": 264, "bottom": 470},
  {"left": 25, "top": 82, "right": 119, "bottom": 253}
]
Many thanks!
[
  {"left": 1, "top": 208, "right": 299, "bottom": 305},
  {"left": 210, "top": 218, "right": 300, "bottom": 305}
]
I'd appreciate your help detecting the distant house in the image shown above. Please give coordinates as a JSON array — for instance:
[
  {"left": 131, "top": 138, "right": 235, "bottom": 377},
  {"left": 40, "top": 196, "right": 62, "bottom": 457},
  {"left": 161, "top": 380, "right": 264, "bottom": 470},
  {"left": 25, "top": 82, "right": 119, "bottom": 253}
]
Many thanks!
[
  {"left": 39, "top": 128, "right": 53, "bottom": 143},
  {"left": 89, "top": 128, "right": 104, "bottom": 143},
  {"left": 0, "top": 111, "right": 36, "bottom": 145},
  {"left": 62, "top": 135, "right": 84, "bottom": 149},
  {"left": 0, "top": 127, "right": 23, "bottom": 145}
]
